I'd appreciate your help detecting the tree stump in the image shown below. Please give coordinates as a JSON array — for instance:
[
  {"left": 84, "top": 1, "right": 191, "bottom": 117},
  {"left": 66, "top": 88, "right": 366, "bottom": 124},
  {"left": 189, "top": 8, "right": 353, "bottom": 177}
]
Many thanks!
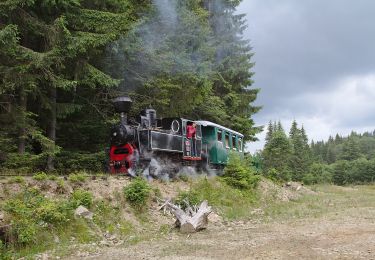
[{"left": 160, "top": 200, "right": 212, "bottom": 233}]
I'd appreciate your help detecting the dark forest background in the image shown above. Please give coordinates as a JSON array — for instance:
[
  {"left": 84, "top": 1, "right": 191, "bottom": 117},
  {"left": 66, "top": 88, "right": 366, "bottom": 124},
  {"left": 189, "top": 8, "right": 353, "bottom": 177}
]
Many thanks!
[{"left": 0, "top": 0, "right": 261, "bottom": 173}]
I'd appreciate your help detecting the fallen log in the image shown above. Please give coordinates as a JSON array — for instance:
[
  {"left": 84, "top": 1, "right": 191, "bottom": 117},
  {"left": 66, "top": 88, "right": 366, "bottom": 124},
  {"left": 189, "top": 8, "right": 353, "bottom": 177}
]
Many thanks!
[{"left": 160, "top": 200, "right": 212, "bottom": 233}]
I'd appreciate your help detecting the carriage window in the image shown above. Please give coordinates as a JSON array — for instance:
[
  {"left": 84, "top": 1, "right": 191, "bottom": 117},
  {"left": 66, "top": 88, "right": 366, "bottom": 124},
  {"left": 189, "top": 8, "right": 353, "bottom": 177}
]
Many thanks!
[
  {"left": 232, "top": 135, "right": 237, "bottom": 150},
  {"left": 225, "top": 133, "right": 230, "bottom": 149},
  {"left": 217, "top": 130, "right": 222, "bottom": 142},
  {"left": 238, "top": 138, "right": 243, "bottom": 152}
]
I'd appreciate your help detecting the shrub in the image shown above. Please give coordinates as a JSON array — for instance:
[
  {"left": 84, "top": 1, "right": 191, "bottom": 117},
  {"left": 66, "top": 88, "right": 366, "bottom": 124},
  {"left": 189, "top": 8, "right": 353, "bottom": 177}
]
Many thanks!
[
  {"left": 8, "top": 176, "right": 25, "bottom": 184},
  {"left": 35, "top": 200, "right": 69, "bottom": 224},
  {"left": 1, "top": 153, "right": 40, "bottom": 173},
  {"left": 12, "top": 219, "right": 37, "bottom": 245},
  {"left": 68, "top": 172, "right": 87, "bottom": 183},
  {"left": 123, "top": 178, "right": 151, "bottom": 210},
  {"left": 55, "top": 151, "right": 106, "bottom": 173},
  {"left": 70, "top": 189, "right": 93, "bottom": 208},
  {"left": 48, "top": 175, "right": 58, "bottom": 181},
  {"left": 175, "top": 190, "right": 200, "bottom": 210},
  {"left": 222, "top": 153, "right": 260, "bottom": 190},
  {"left": 303, "top": 163, "right": 332, "bottom": 185},
  {"left": 33, "top": 172, "right": 48, "bottom": 181}
]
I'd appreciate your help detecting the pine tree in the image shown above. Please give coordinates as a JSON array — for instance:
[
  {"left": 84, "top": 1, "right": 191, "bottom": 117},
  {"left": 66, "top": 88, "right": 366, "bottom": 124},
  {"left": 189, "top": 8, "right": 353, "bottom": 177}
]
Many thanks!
[
  {"left": 265, "top": 121, "right": 274, "bottom": 144},
  {"left": 262, "top": 121, "right": 292, "bottom": 181},
  {"left": 340, "top": 137, "right": 361, "bottom": 161}
]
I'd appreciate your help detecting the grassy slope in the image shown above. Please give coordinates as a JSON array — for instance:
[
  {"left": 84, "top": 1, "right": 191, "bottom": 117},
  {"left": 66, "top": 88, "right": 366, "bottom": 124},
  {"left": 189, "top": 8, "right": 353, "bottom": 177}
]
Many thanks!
[{"left": 1, "top": 175, "right": 374, "bottom": 259}]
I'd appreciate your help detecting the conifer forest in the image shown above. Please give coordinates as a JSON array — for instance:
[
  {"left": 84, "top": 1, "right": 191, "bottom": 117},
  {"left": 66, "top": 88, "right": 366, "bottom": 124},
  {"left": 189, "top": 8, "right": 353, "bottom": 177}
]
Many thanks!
[
  {"left": 0, "top": 1, "right": 375, "bottom": 259},
  {"left": 0, "top": 0, "right": 261, "bottom": 172}
]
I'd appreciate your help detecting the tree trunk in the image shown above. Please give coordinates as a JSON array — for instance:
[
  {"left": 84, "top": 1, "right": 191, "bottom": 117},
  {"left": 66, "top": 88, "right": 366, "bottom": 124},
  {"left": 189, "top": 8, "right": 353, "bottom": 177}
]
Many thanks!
[
  {"left": 46, "top": 87, "right": 56, "bottom": 171},
  {"left": 18, "top": 89, "right": 27, "bottom": 154}
]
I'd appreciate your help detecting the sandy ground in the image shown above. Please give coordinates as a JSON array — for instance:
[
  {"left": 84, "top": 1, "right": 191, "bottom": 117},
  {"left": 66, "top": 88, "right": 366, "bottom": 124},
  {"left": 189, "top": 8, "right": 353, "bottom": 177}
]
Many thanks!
[{"left": 79, "top": 186, "right": 375, "bottom": 260}]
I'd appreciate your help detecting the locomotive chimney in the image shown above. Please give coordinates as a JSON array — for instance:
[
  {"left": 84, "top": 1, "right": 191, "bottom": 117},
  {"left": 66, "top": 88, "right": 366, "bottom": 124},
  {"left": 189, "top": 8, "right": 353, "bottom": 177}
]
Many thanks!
[{"left": 113, "top": 96, "right": 133, "bottom": 124}]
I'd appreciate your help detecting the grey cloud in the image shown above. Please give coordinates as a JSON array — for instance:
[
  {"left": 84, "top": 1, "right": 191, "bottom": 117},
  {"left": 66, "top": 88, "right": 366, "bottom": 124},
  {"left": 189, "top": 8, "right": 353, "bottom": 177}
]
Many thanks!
[
  {"left": 241, "top": 0, "right": 375, "bottom": 99},
  {"left": 237, "top": 0, "right": 375, "bottom": 150}
]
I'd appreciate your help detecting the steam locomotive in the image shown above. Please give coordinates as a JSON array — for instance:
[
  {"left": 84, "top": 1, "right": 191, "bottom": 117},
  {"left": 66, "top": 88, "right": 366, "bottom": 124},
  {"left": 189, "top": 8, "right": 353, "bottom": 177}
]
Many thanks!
[{"left": 109, "top": 96, "right": 244, "bottom": 177}]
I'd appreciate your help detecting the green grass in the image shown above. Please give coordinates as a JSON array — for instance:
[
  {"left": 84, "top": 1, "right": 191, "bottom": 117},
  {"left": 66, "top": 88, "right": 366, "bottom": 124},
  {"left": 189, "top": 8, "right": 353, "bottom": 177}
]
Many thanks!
[
  {"left": 176, "top": 177, "right": 258, "bottom": 220},
  {"left": 260, "top": 184, "right": 375, "bottom": 222},
  {"left": 7, "top": 176, "right": 25, "bottom": 184}
]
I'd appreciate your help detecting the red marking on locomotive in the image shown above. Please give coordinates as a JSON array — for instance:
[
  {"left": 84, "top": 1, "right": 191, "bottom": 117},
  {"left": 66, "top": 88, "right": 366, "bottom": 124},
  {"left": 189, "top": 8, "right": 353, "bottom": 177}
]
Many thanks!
[{"left": 109, "top": 143, "right": 137, "bottom": 174}]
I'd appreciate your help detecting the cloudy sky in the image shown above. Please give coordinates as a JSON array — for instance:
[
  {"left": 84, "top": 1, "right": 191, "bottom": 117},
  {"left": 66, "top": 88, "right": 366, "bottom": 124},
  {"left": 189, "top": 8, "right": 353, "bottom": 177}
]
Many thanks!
[{"left": 238, "top": 0, "right": 375, "bottom": 152}]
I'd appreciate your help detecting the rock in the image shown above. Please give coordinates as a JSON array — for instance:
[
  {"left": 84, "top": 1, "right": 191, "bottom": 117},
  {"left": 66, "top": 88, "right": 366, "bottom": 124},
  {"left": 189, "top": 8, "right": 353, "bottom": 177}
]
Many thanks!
[
  {"left": 99, "top": 240, "right": 111, "bottom": 247},
  {"left": 0, "top": 212, "right": 4, "bottom": 222},
  {"left": 74, "top": 206, "right": 94, "bottom": 220}
]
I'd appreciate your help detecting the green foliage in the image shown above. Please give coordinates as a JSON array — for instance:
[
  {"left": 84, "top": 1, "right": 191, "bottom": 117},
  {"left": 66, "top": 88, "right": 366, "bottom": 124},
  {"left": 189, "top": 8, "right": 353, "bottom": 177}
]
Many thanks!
[
  {"left": 262, "top": 122, "right": 292, "bottom": 181},
  {"left": 55, "top": 151, "right": 106, "bottom": 173},
  {"left": 34, "top": 200, "right": 70, "bottom": 224},
  {"left": 288, "top": 122, "right": 312, "bottom": 181},
  {"left": 311, "top": 131, "right": 375, "bottom": 164},
  {"left": 8, "top": 176, "right": 25, "bottom": 184},
  {"left": 93, "top": 200, "right": 133, "bottom": 236},
  {"left": 68, "top": 172, "right": 87, "bottom": 183},
  {"left": 56, "top": 179, "right": 66, "bottom": 194},
  {"left": 331, "top": 158, "right": 375, "bottom": 185},
  {"left": 123, "top": 177, "right": 151, "bottom": 210},
  {"left": 12, "top": 219, "right": 37, "bottom": 245},
  {"left": 175, "top": 178, "right": 257, "bottom": 220},
  {"left": 264, "top": 168, "right": 291, "bottom": 183},
  {"left": 70, "top": 189, "right": 93, "bottom": 208},
  {"left": 222, "top": 153, "right": 260, "bottom": 190},
  {"left": 175, "top": 190, "right": 201, "bottom": 210},
  {"left": 302, "top": 163, "right": 332, "bottom": 185},
  {"left": 33, "top": 172, "right": 48, "bottom": 181},
  {"left": 3, "top": 188, "right": 73, "bottom": 246}
]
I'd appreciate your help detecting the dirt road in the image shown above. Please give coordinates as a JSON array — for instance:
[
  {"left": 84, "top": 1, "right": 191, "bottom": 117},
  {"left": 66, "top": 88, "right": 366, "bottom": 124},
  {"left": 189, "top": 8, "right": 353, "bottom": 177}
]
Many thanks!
[{"left": 80, "top": 185, "right": 375, "bottom": 260}]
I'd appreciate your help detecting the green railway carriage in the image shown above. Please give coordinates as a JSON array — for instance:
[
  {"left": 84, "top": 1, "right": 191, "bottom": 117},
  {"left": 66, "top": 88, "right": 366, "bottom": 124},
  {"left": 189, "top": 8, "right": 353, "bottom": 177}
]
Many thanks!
[{"left": 195, "top": 121, "right": 244, "bottom": 167}]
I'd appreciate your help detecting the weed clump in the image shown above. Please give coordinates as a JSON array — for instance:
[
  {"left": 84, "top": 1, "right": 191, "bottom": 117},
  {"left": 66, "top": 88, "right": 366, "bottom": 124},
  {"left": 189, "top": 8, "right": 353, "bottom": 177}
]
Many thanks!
[
  {"left": 123, "top": 177, "right": 151, "bottom": 210},
  {"left": 33, "top": 172, "right": 48, "bottom": 181},
  {"left": 70, "top": 189, "right": 93, "bottom": 208},
  {"left": 8, "top": 176, "right": 25, "bottom": 184},
  {"left": 68, "top": 172, "right": 87, "bottom": 183}
]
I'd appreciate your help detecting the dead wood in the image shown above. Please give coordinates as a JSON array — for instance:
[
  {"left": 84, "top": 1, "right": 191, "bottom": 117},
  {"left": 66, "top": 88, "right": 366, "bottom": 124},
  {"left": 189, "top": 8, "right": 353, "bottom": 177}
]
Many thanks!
[{"left": 160, "top": 200, "right": 212, "bottom": 233}]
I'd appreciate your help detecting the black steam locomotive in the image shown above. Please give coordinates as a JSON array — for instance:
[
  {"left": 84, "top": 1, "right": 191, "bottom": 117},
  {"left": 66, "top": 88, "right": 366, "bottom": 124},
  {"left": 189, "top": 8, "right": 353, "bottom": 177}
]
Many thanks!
[{"left": 109, "top": 96, "right": 205, "bottom": 177}]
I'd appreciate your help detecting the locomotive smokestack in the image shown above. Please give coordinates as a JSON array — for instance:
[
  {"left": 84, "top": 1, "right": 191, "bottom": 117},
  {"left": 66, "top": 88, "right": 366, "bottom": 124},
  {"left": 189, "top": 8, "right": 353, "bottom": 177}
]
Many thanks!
[{"left": 113, "top": 96, "right": 133, "bottom": 124}]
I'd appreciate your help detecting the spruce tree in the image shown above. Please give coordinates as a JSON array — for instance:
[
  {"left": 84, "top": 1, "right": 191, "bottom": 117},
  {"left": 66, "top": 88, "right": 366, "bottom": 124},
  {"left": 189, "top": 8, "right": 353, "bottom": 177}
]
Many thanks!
[{"left": 262, "top": 121, "right": 292, "bottom": 181}]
